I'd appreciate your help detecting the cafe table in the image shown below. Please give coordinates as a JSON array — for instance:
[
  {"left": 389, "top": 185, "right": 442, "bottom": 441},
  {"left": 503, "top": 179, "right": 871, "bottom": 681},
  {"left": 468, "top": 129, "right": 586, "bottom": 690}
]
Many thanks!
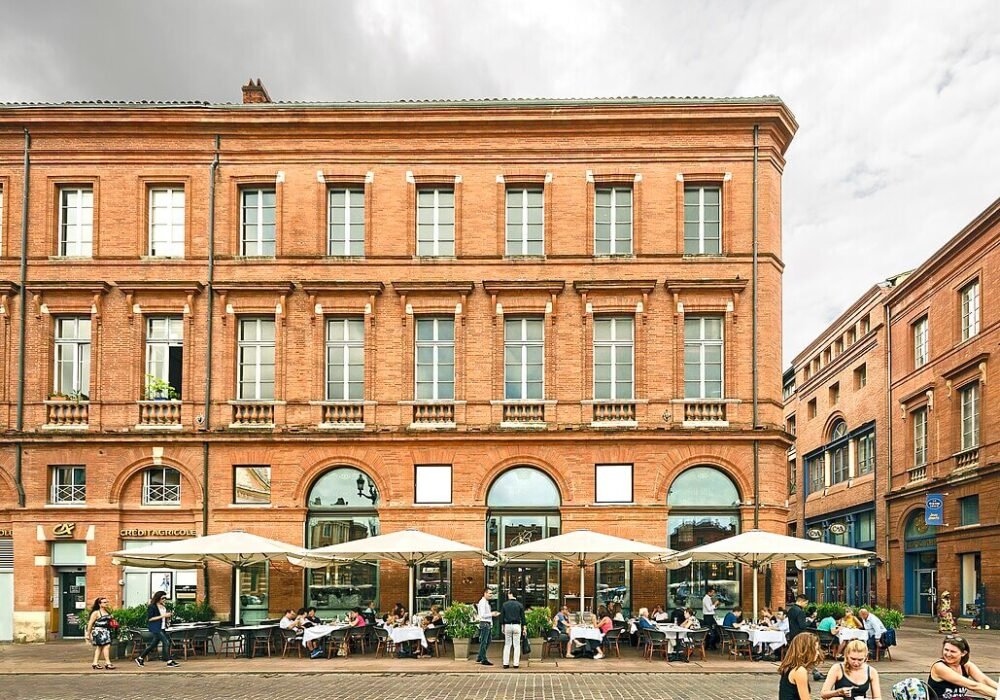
[
  {"left": 836, "top": 628, "right": 869, "bottom": 642},
  {"left": 302, "top": 624, "right": 348, "bottom": 648},
  {"left": 569, "top": 626, "right": 604, "bottom": 643},
  {"left": 655, "top": 623, "right": 689, "bottom": 653},
  {"left": 229, "top": 624, "right": 277, "bottom": 658},
  {"left": 748, "top": 627, "right": 787, "bottom": 652},
  {"left": 389, "top": 625, "right": 428, "bottom": 649}
]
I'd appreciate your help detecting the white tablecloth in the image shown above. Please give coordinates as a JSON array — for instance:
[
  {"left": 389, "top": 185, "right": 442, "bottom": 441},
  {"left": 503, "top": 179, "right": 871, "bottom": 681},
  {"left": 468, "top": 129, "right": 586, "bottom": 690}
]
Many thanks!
[
  {"left": 569, "top": 627, "right": 604, "bottom": 643},
  {"left": 656, "top": 624, "right": 690, "bottom": 639},
  {"left": 302, "top": 624, "right": 347, "bottom": 647},
  {"left": 390, "top": 626, "right": 428, "bottom": 648},
  {"left": 837, "top": 628, "right": 869, "bottom": 642},
  {"left": 748, "top": 628, "right": 787, "bottom": 650}
]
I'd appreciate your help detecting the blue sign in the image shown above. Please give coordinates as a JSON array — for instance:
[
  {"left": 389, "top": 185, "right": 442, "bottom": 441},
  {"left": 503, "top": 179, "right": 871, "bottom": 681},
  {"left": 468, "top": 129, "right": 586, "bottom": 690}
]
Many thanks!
[{"left": 925, "top": 494, "right": 944, "bottom": 526}]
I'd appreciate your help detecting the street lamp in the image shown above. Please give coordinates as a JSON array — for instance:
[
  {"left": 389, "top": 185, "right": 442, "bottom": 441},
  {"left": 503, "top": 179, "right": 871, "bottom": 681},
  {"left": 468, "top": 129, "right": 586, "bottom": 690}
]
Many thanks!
[{"left": 356, "top": 474, "right": 377, "bottom": 503}]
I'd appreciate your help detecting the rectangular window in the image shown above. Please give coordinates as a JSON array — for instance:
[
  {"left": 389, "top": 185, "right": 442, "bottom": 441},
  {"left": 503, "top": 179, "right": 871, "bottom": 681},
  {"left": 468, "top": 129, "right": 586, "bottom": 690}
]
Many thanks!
[
  {"left": 594, "top": 186, "right": 632, "bottom": 256},
  {"left": 829, "top": 382, "right": 840, "bottom": 405},
  {"left": 416, "top": 188, "right": 455, "bottom": 257},
  {"left": 856, "top": 511, "right": 875, "bottom": 544},
  {"left": 913, "top": 407, "right": 928, "bottom": 467},
  {"left": 960, "top": 280, "right": 980, "bottom": 341},
  {"left": 807, "top": 399, "right": 817, "bottom": 419},
  {"left": 50, "top": 466, "right": 86, "bottom": 504},
  {"left": 234, "top": 466, "right": 271, "bottom": 504},
  {"left": 53, "top": 317, "right": 91, "bottom": 396},
  {"left": 684, "top": 316, "right": 723, "bottom": 399},
  {"left": 683, "top": 185, "right": 721, "bottom": 254},
  {"left": 595, "top": 464, "right": 633, "bottom": 504},
  {"left": 414, "top": 465, "right": 452, "bottom": 504},
  {"left": 240, "top": 187, "right": 276, "bottom": 256},
  {"left": 238, "top": 318, "right": 275, "bottom": 400},
  {"left": 856, "top": 432, "right": 875, "bottom": 476},
  {"left": 328, "top": 187, "right": 365, "bottom": 256},
  {"left": 414, "top": 317, "right": 455, "bottom": 400},
  {"left": 788, "top": 457, "right": 797, "bottom": 495},
  {"left": 854, "top": 363, "right": 868, "bottom": 389},
  {"left": 960, "top": 495, "right": 980, "bottom": 526},
  {"left": 808, "top": 456, "right": 825, "bottom": 494},
  {"left": 58, "top": 186, "right": 94, "bottom": 256},
  {"left": 593, "top": 317, "right": 634, "bottom": 400},
  {"left": 148, "top": 187, "right": 185, "bottom": 257},
  {"left": 143, "top": 467, "right": 180, "bottom": 505},
  {"left": 786, "top": 415, "right": 796, "bottom": 436},
  {"left": 960, "top": 382, "right": 980, "bottom": 450},
  {"left": 415, "top": 560, "right": 451, "bottom": 612},
  {"left": 325, "top": 318, "right": 364, "bottom": 401},
  {"left": 145, "top": 317, "right": 183, "bottom": 399},
  {"left": 504, "top": 317, "right": 544, "bottom": 400},
  {"left": 505, "top": 188, "right": 544, "bottom": 256},
  {"left": 913, "top": 315, "right": 929, "bottom": 368},
  {"left": 831, "top": 444, "right": 849, "bottom": 485}
]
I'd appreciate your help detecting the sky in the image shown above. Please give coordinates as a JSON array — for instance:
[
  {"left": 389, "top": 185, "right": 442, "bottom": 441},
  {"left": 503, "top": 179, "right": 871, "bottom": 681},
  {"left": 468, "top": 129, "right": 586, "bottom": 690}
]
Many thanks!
[{"left": 2, "top": 0, "right": 999, "bottom": 364}]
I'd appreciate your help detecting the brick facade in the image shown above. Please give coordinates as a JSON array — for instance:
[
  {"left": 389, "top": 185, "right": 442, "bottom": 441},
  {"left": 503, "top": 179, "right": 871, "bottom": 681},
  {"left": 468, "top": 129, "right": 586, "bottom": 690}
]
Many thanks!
[{"left": 0, "top": 95, "right": 796, "bottom": 641}]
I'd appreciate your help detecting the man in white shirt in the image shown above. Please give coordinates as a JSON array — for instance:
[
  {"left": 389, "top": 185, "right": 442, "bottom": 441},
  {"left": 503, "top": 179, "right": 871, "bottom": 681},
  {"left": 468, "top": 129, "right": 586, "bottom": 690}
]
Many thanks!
[
  {"left": 475, "top": 589, "right": 499, "bottom": 666},
  {"left": 701, "top": 587, "right": 719, "bottom": 650},
  {"left": 858, "top": 608, "right": 886, "bottom": 657},
  {"left": 278, "top": 609, "right": 301, "bottom": 630}
]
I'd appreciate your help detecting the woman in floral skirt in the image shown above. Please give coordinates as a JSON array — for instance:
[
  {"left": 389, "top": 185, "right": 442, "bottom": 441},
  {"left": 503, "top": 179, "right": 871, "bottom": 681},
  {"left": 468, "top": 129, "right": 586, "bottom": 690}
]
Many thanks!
[
  {"left": 938, "top": 591, "right": 957, "bottom": 634},
  {"left": 85, "top": 596, "right": 116, "bottom": 670}
]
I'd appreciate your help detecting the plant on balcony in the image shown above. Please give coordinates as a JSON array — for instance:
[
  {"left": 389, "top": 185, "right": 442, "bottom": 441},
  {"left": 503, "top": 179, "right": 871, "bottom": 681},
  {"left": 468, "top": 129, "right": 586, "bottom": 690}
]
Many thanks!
[
  {"left": 65, "top": 390, "right": 89, "bottom": 402},
  {"left": 47, "top": 391, "right": 69, "bottom": 400},
  {"left": 145, "top": 374, "right": 179, "bottom": 400}
]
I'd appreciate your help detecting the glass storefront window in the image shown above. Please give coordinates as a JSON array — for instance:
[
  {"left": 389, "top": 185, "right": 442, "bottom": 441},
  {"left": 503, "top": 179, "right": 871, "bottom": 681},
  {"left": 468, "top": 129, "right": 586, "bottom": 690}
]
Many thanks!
[
  {"left": 306, "top": 467, "right": 380, "bottom": 617},
  {"left": 596, "top": 560, "right": 630, "bottom": 615},
  {"left": 240, "top": 561, "right": 269, "bottom": 623},
  {"left": 415, "top": 560, "right": 451, "bottom": 612}
]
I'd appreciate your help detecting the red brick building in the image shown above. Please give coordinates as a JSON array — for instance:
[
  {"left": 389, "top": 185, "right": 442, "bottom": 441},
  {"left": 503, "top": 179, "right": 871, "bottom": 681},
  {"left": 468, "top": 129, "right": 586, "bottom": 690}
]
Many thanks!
[
  {"left": 0, "top": 86, "right": 796, "bottom": 641},
  {"left": 783, "top": 276, "right": 905, "bottom": 608},
  {"left": 885, "top": 198, "right": 1000, "bottom": 625}
]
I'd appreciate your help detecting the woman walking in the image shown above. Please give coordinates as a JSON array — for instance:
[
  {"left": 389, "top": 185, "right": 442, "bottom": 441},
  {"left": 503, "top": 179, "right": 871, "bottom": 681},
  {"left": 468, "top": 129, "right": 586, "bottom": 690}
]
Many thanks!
[
  {"left": 938, "top": 592, "right": 957, "bottom": 634},
  {"left": 821, "top": 640, "right": 882, "bottom": 699},
  {"left": 84, "top": 597, "right": 116, "bottom": 670},
  {"left": 778, "top": 633, "right": 825, "bottom": 700},
  {"left": 135, "top": 590, "right": 178, "bottom": 668}
]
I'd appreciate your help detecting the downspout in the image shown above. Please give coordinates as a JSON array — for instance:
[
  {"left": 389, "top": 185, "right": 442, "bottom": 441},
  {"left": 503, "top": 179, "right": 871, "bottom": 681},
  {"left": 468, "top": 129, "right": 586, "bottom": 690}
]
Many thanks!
[
  {"left": 752, "top": 124, "right": 760, "bottom": 530},
  {"left": 13, "top": 129, "right": 31, "bottom": 507},
  {"left": 881, "top": 300, "right": 892, "bottom": 608},
  {"left": 202, "top": 135, "right": 220, "bottom": 603}
]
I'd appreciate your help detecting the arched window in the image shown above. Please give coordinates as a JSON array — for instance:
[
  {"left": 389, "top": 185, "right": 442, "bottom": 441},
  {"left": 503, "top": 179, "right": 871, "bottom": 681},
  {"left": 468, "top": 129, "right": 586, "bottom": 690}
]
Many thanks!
[
  {"left": 830, "top": 420, "right": 847, "bottom": 441},
  {"left": 486, "top": 467, "right": 561, "bottom": 611},
  {"left": 305, "top": 467, "right": 380, "bottom": 618},
  {"left": 829, "top": 420, "right": 849, "bottom": 484},
  {"left": 666, "top": 466, "right": 741, "bottom": 612}
]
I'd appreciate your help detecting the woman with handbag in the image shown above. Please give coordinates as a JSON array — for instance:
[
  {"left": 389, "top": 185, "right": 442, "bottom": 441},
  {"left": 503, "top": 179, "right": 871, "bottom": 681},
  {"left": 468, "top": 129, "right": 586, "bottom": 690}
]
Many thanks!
[{"left": 84, "top": 597, "right": 116, "bottom": 670}]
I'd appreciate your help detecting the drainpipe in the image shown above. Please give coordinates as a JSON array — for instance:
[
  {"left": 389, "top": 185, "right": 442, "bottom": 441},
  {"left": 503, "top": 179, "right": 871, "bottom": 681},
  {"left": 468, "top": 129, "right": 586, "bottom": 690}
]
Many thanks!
[
  {"left": 202, "top": 136, "right": 220, "bottom": 603},
  {"left": 13, "top": 129, "right": 31, "bottom": 507},
  {"left": 752, "top": 124, "right": 760, "bottom": 530},
  {"left": 881, "top": 300, "right": 893, "bottom": 608}
]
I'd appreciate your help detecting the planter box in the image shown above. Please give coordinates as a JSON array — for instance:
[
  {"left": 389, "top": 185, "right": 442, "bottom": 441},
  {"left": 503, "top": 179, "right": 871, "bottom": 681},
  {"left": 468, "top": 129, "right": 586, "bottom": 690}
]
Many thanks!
[
  {"left": 452, "top": 639, "right": 472, "bottom": 660},
  {"left": 529, "top": 637, "right": 544, "bottom": 661}
]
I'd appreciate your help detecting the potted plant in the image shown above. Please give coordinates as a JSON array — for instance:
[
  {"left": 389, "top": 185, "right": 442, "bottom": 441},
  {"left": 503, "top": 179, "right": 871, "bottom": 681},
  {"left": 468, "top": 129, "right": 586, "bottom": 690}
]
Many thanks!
[
  {"left": 66, "top": 390, "right": 89, "bottom": 402},
  {"left": 109, "top": 604, "right": 149, "bottom": 660},
  {"left": 47, "top": 391, "right": 69, "bottom": 401},
  {"left": 524, "top": 605, "right": 552, "bottom": 662},
  {"left": 873, "top": 606, "right": 904, "bottom": 629},
  {"left": 442, "top": 602, "right": 478, "bottom": 660},
  {"left": 144, "top": 375, "right": 179, "bottom": 400}
]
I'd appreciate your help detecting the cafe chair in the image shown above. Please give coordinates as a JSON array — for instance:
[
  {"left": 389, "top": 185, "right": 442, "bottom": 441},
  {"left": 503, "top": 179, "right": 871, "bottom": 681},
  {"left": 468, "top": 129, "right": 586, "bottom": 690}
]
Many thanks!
[
  {"left": 729, "top": 629, "right": 754, "bottom": 660},
  {"left": 643, "top": 629, "right": 669, "bottom": 661},
  {"left": 279, "top": 628, "right": 303, "bottom": 658},
  {"left": 874, "top": 633, "right": 893, "bottom": 662},
  {"left": 423, "top": 626, "right": 444, "bottom": 657},
  {"left": 602, "top": 627, "right": 624, "bottom": 658},
  {"left": 346, "top": 627, "right": 368, "bottom": 655},
  {"left": 685, "top": 629, "right": 708, "bottom": 661},
  {"left": 249, "top": 628, "right": 273, "bottom": 658},
  {"left": 326, "top": 627, "right": 350, "bottom": 659},
  {"left": 191, "top": 626, "right": 216, "bottom": 656},
  {"left": 542, "top": 628, "right": 565, "bottom": 659},
  {"left": 216, "top": 628, "right": 244, "bottom": 658},
  {"left": 169, "top": 630, "right": 195, "bottom": 660},
  {"left": 816, "top": 630, "right": 838, "bottom": 659},
  {"left": 373, "top": 626, "right": 395, "bottom": 658}
]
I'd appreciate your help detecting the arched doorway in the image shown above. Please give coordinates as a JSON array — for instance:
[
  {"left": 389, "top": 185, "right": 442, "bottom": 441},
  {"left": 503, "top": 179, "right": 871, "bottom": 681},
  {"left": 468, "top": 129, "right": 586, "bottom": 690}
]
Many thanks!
[
  {"left": 666, "top": 466, "right": 741, "bottom": 611},
  {"left": 305, "top": 467, "right": 380, "bottom": 617},
  {"left": 486, "top": 467, "right": 561, "bottom": 610},
  {"left": 903, "top": 509, "right": 937, "bottom": 615}
]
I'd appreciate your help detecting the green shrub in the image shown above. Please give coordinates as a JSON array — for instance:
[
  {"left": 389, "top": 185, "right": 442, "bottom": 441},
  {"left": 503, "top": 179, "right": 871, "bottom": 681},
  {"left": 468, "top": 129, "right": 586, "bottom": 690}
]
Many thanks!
[
  {"left": 172, "top": 600, "right": 216, "bottom": 623},
  {"left": 815, "top": 602, "right": 847, "bottom": 621},
  {"left": 525, "top": 606, "right": 552, "bottom": 638},
  {"left": 872, "top": 606, "right": 904, "bottom": 629},
  {"left": 110, "top": 604, "right": 149, "bottom": 641},
  {"left": 442, "top": 602, "right": 478, "bottom": 640}
]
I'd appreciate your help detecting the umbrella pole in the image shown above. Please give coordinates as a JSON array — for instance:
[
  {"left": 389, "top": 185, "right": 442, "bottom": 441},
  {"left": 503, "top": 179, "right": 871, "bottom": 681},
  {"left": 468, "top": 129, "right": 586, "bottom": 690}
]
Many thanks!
[
  {"left": 580, "top": 564, "right": 586, "bottom": 615},
  {"left": 235, "top": 566, "right": 242, "bottom": 626},
  {"left": 752, "top": 566, "right": 759, "bottom": 623},
  {"left": 408, "top": 564, "right": 415, "bottom": 621}
]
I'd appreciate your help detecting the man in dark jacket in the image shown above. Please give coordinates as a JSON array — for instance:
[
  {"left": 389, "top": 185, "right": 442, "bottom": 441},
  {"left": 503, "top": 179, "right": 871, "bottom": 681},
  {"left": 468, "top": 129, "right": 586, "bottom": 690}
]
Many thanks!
[
  {"left": 500, "top": 592, "right": 526, "bottom": 669},
  {"left": 786, "top": 594, "right": 809, "bottom": 641}
]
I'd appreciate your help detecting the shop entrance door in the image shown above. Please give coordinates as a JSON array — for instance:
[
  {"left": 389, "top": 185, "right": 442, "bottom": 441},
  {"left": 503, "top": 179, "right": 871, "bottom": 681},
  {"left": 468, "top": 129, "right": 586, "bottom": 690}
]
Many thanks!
[
  {"left": 916, "top": 568, "right": 937, "bottom": 616},
  {"left": 59, "top": 571, "right": 87, "bottom": 638},
  {"left": 501, "top": 562, "right": 550, "bottom": 611}
]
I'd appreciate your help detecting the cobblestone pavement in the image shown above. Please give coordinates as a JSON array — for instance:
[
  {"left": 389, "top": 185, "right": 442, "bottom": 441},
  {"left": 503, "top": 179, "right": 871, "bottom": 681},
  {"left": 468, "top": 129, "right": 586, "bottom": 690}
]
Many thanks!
[{"left": 12, "top": 671, "right": 920, "bottom": 700}]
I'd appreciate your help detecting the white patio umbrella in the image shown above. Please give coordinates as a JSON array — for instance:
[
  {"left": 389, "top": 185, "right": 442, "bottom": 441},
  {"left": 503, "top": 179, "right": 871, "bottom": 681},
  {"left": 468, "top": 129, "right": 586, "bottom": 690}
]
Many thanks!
[
  {"left": 662, "top": 529, "right": 874, "bottom": 621},
  {"left": 289, "top": 529, "right": 493, "bottom": 617},
  {"left": 498, "top": 530, "right": 675, "bottom": 614},
  {"left": 111, "top": 530, "right": 307, "bottom": 624}
]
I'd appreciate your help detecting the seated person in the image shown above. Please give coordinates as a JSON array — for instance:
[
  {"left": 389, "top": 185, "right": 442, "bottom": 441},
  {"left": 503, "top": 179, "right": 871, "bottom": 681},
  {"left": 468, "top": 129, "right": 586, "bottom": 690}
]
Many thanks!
[
  {"left": 569, "top": 607, "right": 610, "bottom": 659},
  {"left": 817, "top": 611, "right": 842, "bottom": 634},
  {"left": 928, "top": 636, "right": 998, "bottom": 700},
  {"left": 680, "top": 608, "right": 701, "bottom": 630},
  {"left": 651, "top": 604, "right": 670, "bottom": 623},
  {"left": 774, "top": 609, "right": 790, "bottom": 634},
  {"left": 361, "top": 600, "right": 377, "bottom": 625},
  {"left": 348, "top": 608, "right": 367, "bottom": 627},
  {"left": 303, "top": 607, "right": 322, "bottom": 627},
  {"left": 611, "top": 603, "right": 626, "bottom": 622},
  {"left": 425, "top": 604, "right": 444, "bottom": 628},
  {"left": 552, "top": 605, "right": 572, "bottom": 646},
  {"left": 723, "top": 606, "right": 745, "bottom": 628},
  {"left": 806, "top": 605, "right": 819, "bottom": 627},
  {"left": 840, "top": 608, "right": 862, "bottom": 629},
  {"left": 757, "top": 607, "right": 775, "bottom": 627},
  {"left": 636, "top": 607, "right": 658, "bottom": 631},
  {"left": 279, "top": 609, "right": 303, "bottom": 631}
]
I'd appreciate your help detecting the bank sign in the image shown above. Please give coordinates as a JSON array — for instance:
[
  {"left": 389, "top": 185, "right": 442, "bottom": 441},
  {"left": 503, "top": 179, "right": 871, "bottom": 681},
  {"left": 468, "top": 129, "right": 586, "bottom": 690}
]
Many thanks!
[{"left": 925, "top": 494, "right": 944, "bottom": 526}]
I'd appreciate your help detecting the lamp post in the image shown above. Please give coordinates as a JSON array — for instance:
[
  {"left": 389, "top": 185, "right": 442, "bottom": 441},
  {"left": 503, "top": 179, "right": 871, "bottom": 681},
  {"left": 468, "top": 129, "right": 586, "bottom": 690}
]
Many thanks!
[{"left": 356, "top": 474, "right": 377, "bottom": 503}]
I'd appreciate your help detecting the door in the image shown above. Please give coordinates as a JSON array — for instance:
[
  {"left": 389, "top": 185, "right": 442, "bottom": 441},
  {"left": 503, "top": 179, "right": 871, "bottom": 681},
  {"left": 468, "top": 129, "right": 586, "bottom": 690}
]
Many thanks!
[
  {"left": 502, "top": 562, "right": 549, "bottom": 610},
  {"left": 0, "top": 572, "right": 12, "bottom": 641},
  {"left": 60, "top": 571, "right": 87, "bottom": 638},
  {"left": 916, "top": 569, "right": 936, "bottom": 616}
]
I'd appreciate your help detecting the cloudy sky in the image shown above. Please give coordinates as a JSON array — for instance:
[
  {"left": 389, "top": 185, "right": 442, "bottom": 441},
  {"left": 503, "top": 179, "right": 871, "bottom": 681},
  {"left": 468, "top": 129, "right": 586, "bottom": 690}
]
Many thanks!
[{"left": 3, "top": 0, "right": 998, "bottom": 363}]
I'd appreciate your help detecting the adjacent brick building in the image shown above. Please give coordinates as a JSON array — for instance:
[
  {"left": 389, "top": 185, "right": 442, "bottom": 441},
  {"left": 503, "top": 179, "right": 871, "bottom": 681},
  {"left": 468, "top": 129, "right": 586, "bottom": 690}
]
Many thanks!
[
  {"left": 0, "top": 86, "right": 797, "bottom": 641},
  {"left": 884, "top": 198, "right": 999, "bottom": 625}
]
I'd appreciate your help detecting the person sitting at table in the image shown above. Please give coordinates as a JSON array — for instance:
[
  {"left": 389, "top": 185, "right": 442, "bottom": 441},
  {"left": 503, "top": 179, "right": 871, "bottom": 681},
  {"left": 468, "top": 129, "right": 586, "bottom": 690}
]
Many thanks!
[
  {"left": 821, "top": 639, "right": 882, "bottom": 700},
  {"left": 636, "top": 607, "right": 657, "bottom": 632},
  {"left": 425, "top": 604, "right": 444, "bottom": 628},
  {"left": 723, "top": 606, "right": 745, "bottom": 628},
  {"left": 551, "top": 605, "right": 572, "bottom": 653},
  {"left": 817, "top": 611, "right": 842, "bottom": 636},
  {"left": 611, "top": 602, "right": 625, "bottom": 622},
  {"left": 775, "top": 609, "right": 790, "bottom": 635},
  {"left": 841, "top": 608, "right": 862, "bottom": 629},
  {"left": 806, "top": 605, "right": 819, "bottom": 627},
  {"left": 928, "top": 635, "right": 998, "bottom": 699},
  {"left": 361, "top": 600, "right": 377, "bottom": 625},
  {"left": 857, "top": 609, "right": 886, "bottom": 659},
  {"left": 757, "top": 607, "right": 775, "bottom": 626},
  {"left": 279, "top": 609, "right": 303, "bottom": 631},
  {"left": 680, "top": 608, "right": 701, "bottom": 630},
  {"left": 568, "top": 606, "right": 609, "bottom": 660},
  {"left": 651, "top": 604, "right": 670, "bottom": 623},
  {"left": 303, "top": 607, "right": 322, "bottom": 627},
  {"left": 348, "top": 608, "right": 367, "bottom": 628}
]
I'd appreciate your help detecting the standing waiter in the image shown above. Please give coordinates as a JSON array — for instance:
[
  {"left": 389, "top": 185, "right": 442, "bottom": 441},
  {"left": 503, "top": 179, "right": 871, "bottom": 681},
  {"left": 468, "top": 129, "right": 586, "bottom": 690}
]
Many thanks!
[{"left": 702, "top": 587, "right": 719, "bottom": 650}]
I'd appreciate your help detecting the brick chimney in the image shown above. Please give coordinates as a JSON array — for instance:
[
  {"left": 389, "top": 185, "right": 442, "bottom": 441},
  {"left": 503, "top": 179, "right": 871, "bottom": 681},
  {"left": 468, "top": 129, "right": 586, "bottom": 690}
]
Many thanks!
[{"left": 241, "top": 79, "right": 272, "bottom": 104}]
